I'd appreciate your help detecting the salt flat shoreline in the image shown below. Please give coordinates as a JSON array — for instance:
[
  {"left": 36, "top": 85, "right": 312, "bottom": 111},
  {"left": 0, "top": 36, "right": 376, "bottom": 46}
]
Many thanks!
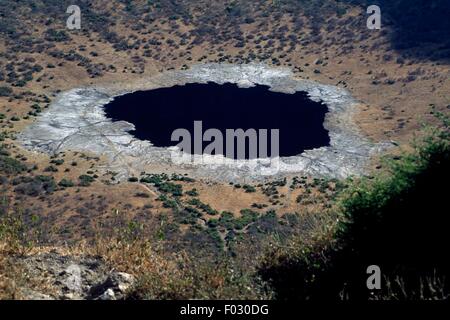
[{"left": 18, "top": 63, "right": 391, "bottom": 182}]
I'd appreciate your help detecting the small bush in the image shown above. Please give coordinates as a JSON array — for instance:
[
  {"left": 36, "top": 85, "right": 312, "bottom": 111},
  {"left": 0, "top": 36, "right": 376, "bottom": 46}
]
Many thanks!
[
  {"left": 0, "top": 155, "right": 27, "bottom": 174},
  {"left": 185, "top": 188, "right": 199, "bottom": 197},
  {"left": 260, "top": 116, "right": 450, "bottom": 300},
  {"left": 79, "top": 174, "right": 95, "bottom": 186},
  {"left": 243, "top": 185, "right": 256, "bottom": 193},
  {"left": 58, "top": 178, "right": 74, "bottom": 188},
  {"left": 0, "top": 86, "right": 12, "bottom": 97}
]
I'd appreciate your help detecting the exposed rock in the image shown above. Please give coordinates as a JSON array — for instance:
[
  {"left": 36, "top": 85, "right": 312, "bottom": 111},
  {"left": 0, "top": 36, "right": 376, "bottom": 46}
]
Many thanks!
[
  {"left": 18, "top": 63, "right": 392, "bottom": 182},
  {"left": 99, "top": 288, "right": 116, "bottom": 300},
  {"left": 314, "top": 58, "right": 323, "bottom": 65},
  {"left": 16, "top": 251, "right": 134, "bottom": 300},
  {"left": 89, "top": 272, "right": 135, "bottom": 300},
  {"left": 20, "top": 288, "right": 54, "bottom": 300},
  {"left": 61, "top": 264, "right": 82, "bottom": 294}
]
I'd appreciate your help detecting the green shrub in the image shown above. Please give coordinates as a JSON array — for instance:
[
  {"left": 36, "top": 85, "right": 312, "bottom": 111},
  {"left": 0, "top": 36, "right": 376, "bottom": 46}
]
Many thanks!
[
  {"left": 243, "top": 184, "right": 256, "bottom": 193},
  {"left": 260, "top": 117, "right": 450, "bottom": 300},
  {"left": 218, "top": 211, "right": 235, "bottom": 230},
  {"left": 0, "top": 155, "right": 27, "bottom": 174},
  {"left": 15, "top": 175, "right": 57, "bottom": 196},
  {"left": 157, "top": 194, "right": 178, "bottom": 209},
  {"left": 234, "top": 209, "right": 259, "bottom": 230},
  {"left": 207, "top": 218, "right": 219, "bottom": 228},
  {"left": 187, "top": 198, "right": 218, "bottom": 215},
  {"left": 44, "top": 165, "right": 58, "bottom": 172},
  {"left": 58, "top": 178, "right": 74, "bottom": 188},
  {"left": 135, "top": 192, "right": 150, "bottom": 198},
  {"left": 185, "top": 188, "right": 199, "bottom": 197},
  {"left": 0, "top": 86, "right": 12, "bottom": 97},
  {"left": 45, "top": 29, "right": 70, "bottom": 42},
  {"left": 79, "top": 174, "right": 95, "bottom": 186},
  {"left": 158, "top": 182, "right": 183, "bottom": 197},
  {"left": 50, "top": 159, "right": 64, "bottom": 166}
]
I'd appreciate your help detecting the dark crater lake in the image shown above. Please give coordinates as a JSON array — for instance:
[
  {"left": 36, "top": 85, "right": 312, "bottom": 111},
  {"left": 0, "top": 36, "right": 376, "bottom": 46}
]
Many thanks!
[{"left": 103, "top": 82, "right": 330, "bottom": 159}]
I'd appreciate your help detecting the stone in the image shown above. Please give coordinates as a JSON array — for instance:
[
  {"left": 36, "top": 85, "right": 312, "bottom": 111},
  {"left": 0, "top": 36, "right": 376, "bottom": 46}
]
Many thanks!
[
  {"left": 62, "top": 264, "right": 82, "bottom": 293},
  {"left": 14, "top": 252, "right": 137, "bottom": 300},
  {"left": 99, "top": 288, "right": 116, "bottom": 300},
  {"left": 20, "top": 288, "right": 54, "bottom": 300},
  {"left": 18, "top": 252, "right": 108, "bottom": 300},
  {"left": 103, "top": 272, "right": 135, "bottom": 293},
  {"left": 114, "top": 272, "right": 135, "bottom": 293},
  {"left": 89, "top": 271, "right": 135, "bottom": 300},
  {"left": 61, "top": 292, "right": 77, "bottom": 300}
]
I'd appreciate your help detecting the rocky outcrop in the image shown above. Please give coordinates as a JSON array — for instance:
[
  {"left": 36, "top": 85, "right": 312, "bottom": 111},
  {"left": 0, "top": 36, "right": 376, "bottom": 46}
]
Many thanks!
[
  {"left": 18, "top": 252, "right": 134, "bottom": 300},
  {"left": 18, "top": 63, "right": 392, "bottom": 182},
  {"left": 89, "top": 272, "right": 136, "bottom": 300}
]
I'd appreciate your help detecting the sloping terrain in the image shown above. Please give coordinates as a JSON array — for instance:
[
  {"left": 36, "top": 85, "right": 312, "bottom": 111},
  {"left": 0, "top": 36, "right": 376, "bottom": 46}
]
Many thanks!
[{"left": 0, "top": 0, "right": 449, "bottom": 299}]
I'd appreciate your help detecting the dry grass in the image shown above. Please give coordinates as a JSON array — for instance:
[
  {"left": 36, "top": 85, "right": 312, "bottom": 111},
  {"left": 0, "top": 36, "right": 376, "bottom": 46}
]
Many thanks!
[
  {"left": 0, "top": 212, "right": 33, "bottom": 299},
  {"left": 0, "top": 222, "right": 270, "bottom": 300},
  {"left": 377, "top": 272, "right": 450, "bottom": 301},
  {"left": 0, "top": 214, "right": 36, "bottom": 299},
  {"left": 84, "top": 234, "right": 268, "bottom": 300},
  {"left": 0, "top": 241, "right": 21, "bottom": 299},
  {"left": 1, "top": 0, "right": 448, "bottom": 300},
  {"left": 0, "top": 0, "right": 448, "bottom": 241}
]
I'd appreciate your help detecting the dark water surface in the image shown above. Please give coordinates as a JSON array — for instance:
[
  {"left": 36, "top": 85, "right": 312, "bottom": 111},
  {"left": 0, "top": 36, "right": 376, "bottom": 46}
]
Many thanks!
[{"left": 103, "top": 82, "right": 330, "bottom": 159}]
